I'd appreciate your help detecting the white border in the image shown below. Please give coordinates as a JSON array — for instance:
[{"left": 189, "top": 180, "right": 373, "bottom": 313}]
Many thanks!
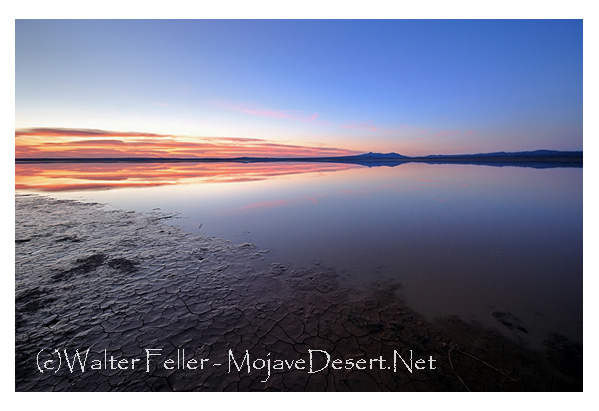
[{"left": 5, "top": 1, "right": 595, "bottom": 408}]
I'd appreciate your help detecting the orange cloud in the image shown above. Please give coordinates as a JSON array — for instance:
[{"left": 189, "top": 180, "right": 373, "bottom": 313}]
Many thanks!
[
  {"left": 15, "top": 127, "right": 359, "bottom": 159},
  {"left": 15, "top": 128, "right": 168, "bottom": 138}
]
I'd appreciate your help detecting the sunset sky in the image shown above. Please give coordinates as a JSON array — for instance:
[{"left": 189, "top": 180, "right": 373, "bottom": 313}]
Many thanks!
[{"left": 15, "top": 19, "right": 583, "bottom": 158}]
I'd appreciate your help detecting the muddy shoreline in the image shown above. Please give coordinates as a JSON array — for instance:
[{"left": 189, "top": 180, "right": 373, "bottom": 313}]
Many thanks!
[{"left": 15, "top": 194, "right": 582, "bottom": 391}]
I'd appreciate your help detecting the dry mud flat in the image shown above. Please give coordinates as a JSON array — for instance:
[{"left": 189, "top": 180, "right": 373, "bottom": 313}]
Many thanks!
[{"left": 15, "top": 194, "right": 582, "bottom": 391}]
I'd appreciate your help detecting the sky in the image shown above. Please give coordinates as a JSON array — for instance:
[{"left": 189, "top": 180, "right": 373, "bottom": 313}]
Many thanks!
[{"left": 15, "top": 19, "right": 583, "bottom": 158}]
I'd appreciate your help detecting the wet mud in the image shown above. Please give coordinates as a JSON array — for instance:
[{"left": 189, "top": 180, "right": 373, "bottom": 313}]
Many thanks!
[{"left": 15, "top": 194, "right": 582, "bottom": 391}]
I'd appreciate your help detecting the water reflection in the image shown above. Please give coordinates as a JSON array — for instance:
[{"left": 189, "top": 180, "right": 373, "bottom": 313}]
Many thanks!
[
  {"left": 15, "top": 161, "right": 361, "bottom": 191},
  {"left": 15, "top": 161, "right": 583, "bottom": 349}
]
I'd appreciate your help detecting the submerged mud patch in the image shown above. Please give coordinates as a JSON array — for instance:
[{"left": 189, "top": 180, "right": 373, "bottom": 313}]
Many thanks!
[
  {"left": 15, "top": 194, "right": 582, "bottom": 391},
  {"left": 107, "top": 257, "right": 139, "bottom": 273}
]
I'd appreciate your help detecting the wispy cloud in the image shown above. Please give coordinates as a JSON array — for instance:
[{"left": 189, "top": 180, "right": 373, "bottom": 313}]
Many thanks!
[
  {"left": 15, "top": 128, "right": 169, "bottom": 138},
  {"left": 15, "top": 127, "right": 359, "bottom": 159}
]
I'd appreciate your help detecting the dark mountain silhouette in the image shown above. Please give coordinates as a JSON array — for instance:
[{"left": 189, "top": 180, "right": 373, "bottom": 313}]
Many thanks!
[{"left": 15, "top": 150, "right": 582, "bottom": 169}]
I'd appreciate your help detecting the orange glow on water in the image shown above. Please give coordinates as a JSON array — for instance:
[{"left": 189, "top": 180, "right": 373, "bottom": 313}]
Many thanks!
[{"left": 15, "top": 161, "right": 361, "bottom": 192}]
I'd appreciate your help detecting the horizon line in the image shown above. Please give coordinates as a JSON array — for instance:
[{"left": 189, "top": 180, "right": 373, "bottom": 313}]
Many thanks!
[
  {"left": 14, "top": 148, "right": 583, "bottom": 160},
  {"left": 14, "top": 149, "right": 583, "bottom": 167}
]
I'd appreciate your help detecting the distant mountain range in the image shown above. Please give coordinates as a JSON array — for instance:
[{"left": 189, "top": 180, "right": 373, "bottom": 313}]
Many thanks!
[
  {"left": 419, "top": 149, "right": 582, "bottom": 160},
  {"left": 237, "top": 150, "right": 582, "bottom": 168},
  {"left": 15, "top": 150, "right": 582, "bottom": 169}
]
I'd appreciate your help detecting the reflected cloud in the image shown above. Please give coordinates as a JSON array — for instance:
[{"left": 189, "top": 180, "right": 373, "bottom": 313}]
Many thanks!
[{"left": 15, "top": 161, "right": 360, "bottom": 192}]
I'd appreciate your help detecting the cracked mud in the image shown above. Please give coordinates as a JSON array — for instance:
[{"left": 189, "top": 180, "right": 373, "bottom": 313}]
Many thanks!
[{"left": 15, "top": 194, "right": 582, "bottom": 391}]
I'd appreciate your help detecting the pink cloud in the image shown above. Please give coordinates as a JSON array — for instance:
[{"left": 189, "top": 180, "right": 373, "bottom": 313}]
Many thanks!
[
  {"left": 15, "top": 127, "right": 169, "bottom": 138},
  {"left": 15, "top": 127, "right": 360, "bottom": 158}
]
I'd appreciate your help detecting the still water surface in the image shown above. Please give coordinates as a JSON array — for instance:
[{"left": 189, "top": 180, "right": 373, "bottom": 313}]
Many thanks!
[{"left": 15, "top": 161, "right": 583, "bottom": 348}]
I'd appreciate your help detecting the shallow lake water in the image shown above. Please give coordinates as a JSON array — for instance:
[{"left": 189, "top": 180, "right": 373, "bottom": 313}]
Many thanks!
[{"left": 15, "top": 161, "right": 583, "bottom": 349}]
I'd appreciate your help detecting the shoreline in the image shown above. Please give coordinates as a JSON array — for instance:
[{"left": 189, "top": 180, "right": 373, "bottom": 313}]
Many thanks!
[
  {"left": 15, "top": 194, "right": 582, "bottom": 391},
  {"left": 15, "top": 155, "right": 583, "bottom": 169}
]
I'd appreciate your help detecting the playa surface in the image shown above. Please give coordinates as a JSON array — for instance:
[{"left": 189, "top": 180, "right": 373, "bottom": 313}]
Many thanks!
[{"left": 15, "top": 194, "right": 582, "bottom": 391}]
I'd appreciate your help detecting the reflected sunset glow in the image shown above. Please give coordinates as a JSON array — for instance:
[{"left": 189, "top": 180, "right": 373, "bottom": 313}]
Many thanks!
[{"left": 15, "top": 161, "right": 361, "bottom": 192}]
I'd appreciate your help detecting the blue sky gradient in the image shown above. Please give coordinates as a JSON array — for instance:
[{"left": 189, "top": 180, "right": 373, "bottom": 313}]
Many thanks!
[{"left": 15, "top": 19, "right": 583, "bottom": 156}]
